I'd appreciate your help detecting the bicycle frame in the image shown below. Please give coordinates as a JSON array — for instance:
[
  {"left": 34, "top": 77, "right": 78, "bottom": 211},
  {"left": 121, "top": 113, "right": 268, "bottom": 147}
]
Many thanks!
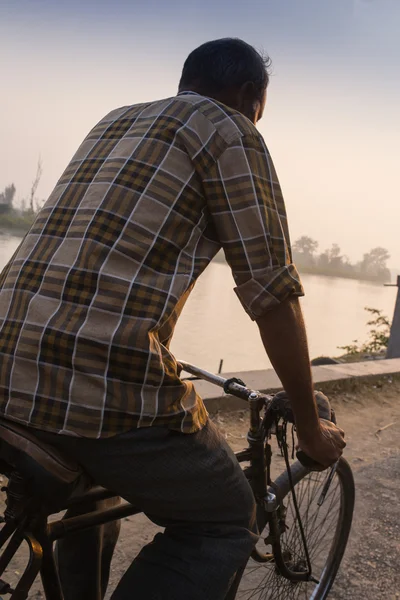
[{"left": 0, "top": 361, "right": 304, "bottom": 599}]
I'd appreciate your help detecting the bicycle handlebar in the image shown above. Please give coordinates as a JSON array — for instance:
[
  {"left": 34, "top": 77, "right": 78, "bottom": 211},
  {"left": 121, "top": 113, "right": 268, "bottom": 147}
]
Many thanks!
[
  {"left": 178, "top": 360, "right": 274, "bottom": 404},
  {"left": 178, "top": 361, "right": 227, "bottom": 388},
  {"left": 179, "top": 360, "right": 336, "bottom": 471}
]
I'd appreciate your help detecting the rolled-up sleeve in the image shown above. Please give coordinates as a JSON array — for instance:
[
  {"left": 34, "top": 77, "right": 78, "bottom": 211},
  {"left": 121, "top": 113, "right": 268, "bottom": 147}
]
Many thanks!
[{"left": 202, "top": 131, "right": 304, "bottom": 320}]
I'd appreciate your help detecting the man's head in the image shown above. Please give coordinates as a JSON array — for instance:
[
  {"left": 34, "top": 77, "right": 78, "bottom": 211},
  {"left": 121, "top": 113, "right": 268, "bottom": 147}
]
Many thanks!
[{"left": 178, "top": 38, "right": 271, "bottom": 125}]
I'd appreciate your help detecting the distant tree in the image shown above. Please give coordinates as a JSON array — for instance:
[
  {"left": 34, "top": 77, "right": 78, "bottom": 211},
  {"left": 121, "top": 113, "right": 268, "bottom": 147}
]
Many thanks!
[
  {"left": 290, "top": 233, "right": 390, "bottom": 284},
  {"left": 293, "top": 236, "right": 319, "bottom": 267},
  {"left": 293, "top": 236, "right": 319, "bottom": 256},
  {"left": 317, "top": 250, "right": 329, "bottom": 270},
  {"left": 357, "top": 247, "right": 391, "bottom": 282},
  {"left": 317, "top": 244, "right": 355, "bottom": 276},
  {"left": 0, "top": 159, "right": 45, "bottom": 236},
  {"left": 0, "top": 184, "right": 16, "bottom": 214},
  {"left": 318, "top": 243, "right": 343, "bottom": 270},
  {"left": 340, "top": 255, "right": 355, "bottom": 276},
  {"left": 28, "top": 157, "right": 43, "bottom": 213},
  {"left": 327, "top": 243, "right": 343, "bottom": 268}
]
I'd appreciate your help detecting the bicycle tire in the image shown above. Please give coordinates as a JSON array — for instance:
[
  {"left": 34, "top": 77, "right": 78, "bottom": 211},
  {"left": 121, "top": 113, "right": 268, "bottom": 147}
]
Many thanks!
[{"left": 233, "top": 457, "right": 355, "bottom": 600}]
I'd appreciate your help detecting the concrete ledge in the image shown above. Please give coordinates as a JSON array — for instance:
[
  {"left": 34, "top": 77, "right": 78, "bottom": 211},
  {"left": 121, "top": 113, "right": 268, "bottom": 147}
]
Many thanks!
[{"left": 197, "top": 358, "right": 400, "bottom": 413}]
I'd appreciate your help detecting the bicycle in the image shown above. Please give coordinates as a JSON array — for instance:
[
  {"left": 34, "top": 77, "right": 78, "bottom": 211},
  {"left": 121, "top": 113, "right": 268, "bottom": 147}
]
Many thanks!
[{"left": 0, "top": 361, "right": 355, "bottom": 599}]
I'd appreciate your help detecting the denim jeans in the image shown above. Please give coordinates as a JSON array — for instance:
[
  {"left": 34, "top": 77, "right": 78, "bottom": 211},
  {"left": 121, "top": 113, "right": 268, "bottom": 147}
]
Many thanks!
[{"left": 34, "top": 419, "right": 258, "bottom": 600}]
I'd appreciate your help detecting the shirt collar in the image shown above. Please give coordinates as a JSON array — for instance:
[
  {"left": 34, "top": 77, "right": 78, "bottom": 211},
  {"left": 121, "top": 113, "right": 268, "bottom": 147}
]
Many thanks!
[{"left": 177, "top": 91, "right": 202, "bottom": 97}]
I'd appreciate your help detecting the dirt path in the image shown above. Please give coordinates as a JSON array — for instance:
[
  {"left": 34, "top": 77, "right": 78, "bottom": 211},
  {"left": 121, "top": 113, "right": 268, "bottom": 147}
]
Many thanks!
[{"left": 2, "top": 376, "right": 400, "bottom": 599}]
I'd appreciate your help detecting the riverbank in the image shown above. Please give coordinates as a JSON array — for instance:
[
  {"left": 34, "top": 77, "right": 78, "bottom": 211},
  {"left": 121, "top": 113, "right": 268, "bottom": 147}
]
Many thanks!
[
  {"left": 213, "top": 250, "right": 392, "bottom": 284},
  {"left": 297, "top": 264, "right": 390, "bottom": 284},
  {"left": 0, "top": 215, "right": 33, "bottom": 237},
  {"left": 0, "top": 228, "right": 27, "bottom": 238}
]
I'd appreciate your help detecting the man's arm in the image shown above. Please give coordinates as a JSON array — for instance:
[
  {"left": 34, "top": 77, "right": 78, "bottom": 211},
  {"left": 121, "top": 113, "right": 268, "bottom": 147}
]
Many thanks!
[
  {"left": 198, "top": 125, "right": 344, "bottom": 466},
  {"left": 257, "top": 297, "right": 319, "bottom": 433},
  {"left": 256, "top": 296, "right": 345, "bottom": 467}
]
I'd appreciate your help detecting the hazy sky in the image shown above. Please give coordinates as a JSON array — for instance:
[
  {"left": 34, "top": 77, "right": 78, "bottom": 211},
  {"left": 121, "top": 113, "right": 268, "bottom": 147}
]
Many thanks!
[{"left": 1, "top": 0, "right": 399, "bottom": 267}]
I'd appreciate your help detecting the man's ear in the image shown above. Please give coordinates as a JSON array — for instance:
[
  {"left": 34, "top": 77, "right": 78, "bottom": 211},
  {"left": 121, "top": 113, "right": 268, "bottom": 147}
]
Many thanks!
[{"left": 238, "top": 81, "right": 259, "bottom": 123}]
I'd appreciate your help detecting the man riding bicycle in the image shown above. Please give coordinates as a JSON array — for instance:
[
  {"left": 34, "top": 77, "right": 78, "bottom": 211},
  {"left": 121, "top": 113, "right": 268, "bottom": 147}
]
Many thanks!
[{"left": 0, "top": 38, "right": 345, "bottom": 599}]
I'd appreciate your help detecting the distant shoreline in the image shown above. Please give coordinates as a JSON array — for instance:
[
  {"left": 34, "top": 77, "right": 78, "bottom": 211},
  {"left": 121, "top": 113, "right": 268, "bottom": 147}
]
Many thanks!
[
  {"left": 0, "top": 231, "right": 396, "bottom": 284},
  {"left": 213, "top": 251, "right": 395, "bottom": 285},
  {"left": 293, "top": 265, "right": 390, "bottom": 284},
  {"left": 0, "top": 229, "right": 26, "bottom": 238}
]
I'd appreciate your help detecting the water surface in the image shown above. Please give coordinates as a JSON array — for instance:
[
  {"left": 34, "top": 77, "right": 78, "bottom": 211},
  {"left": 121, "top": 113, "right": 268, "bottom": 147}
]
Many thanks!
[{"left": 1, "top": 235, "right": 396, "bottom": 372}]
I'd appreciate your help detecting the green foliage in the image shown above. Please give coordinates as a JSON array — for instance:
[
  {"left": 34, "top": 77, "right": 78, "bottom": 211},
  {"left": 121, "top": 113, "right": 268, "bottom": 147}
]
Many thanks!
[
  {"left": 0, "top": 178, "right": 42, "bottom": 235},
  {"left": 293, "top": 236, "right": 319, "bottom": 256},
  {"left": 338, "top": 307, "right": 391, "bottom": 356},
  {"left": 362, "top": 307, "right": 390, "bottom": 353},
  {"left": 0, "top": 184, "right": 16, "bottom": 214},
  {"left": 338, "top": 342, "right": 360, "bottom": 356}
]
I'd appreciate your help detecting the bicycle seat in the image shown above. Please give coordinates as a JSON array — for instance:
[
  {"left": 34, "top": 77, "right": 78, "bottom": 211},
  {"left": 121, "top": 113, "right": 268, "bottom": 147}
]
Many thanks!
[{"left": 0, "top": 418, "right": 89, "bottom": 511}]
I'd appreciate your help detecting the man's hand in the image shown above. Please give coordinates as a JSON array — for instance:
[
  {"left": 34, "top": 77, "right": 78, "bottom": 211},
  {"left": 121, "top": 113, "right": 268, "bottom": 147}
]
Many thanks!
[{"left": 297, "top": 419, "right": 346, "bottom": 469}]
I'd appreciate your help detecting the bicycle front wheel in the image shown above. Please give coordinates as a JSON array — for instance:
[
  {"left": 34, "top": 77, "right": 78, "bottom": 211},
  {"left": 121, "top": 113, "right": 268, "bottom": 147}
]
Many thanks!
[{"left": 235, "top": 457, "right": 355, "bottom": 600}]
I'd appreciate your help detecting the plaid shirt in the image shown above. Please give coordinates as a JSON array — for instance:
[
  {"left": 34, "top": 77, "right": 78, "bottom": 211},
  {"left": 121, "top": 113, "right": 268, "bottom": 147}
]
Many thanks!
[{"left": 0, "top": 92, "right": 303, "bottom": 438}]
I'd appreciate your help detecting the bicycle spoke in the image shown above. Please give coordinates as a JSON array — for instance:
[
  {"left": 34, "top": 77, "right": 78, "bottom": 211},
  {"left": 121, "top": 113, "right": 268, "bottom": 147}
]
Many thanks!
[
  {"left": 237, "top": 463, "right": 348, "bottom": 600},
  {"left": 307, "top": 487, "right": 340, "bottom": 551}
]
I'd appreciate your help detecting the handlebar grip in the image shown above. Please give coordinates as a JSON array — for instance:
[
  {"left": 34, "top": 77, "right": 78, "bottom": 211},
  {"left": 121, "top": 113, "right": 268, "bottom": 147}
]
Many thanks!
[
  {"left": 296, "top": 393, "right": 337, "bottom": 468},
  {"left": 296, "top": 450, "right": 324, "bottom": 470}
]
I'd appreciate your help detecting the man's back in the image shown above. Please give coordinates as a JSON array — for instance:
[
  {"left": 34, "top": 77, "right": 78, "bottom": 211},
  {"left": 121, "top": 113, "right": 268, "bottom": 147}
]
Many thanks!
[
  {"left": 0, "top": 38, "right": 346, "bottom": 600},
  {"left": 0, "top": 92, "right": 262, "bottom": 438}
]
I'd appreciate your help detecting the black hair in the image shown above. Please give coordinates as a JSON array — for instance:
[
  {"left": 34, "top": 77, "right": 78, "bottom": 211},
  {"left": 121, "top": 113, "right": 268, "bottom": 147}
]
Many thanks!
[{"left": 179, "top": 38, "right": 272, "bottom": 98}]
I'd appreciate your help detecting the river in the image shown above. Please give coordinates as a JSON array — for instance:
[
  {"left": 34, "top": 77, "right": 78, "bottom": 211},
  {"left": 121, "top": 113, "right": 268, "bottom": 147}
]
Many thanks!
[{"left": 0, "top": 234, "right": 396, "bottom": 373}]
